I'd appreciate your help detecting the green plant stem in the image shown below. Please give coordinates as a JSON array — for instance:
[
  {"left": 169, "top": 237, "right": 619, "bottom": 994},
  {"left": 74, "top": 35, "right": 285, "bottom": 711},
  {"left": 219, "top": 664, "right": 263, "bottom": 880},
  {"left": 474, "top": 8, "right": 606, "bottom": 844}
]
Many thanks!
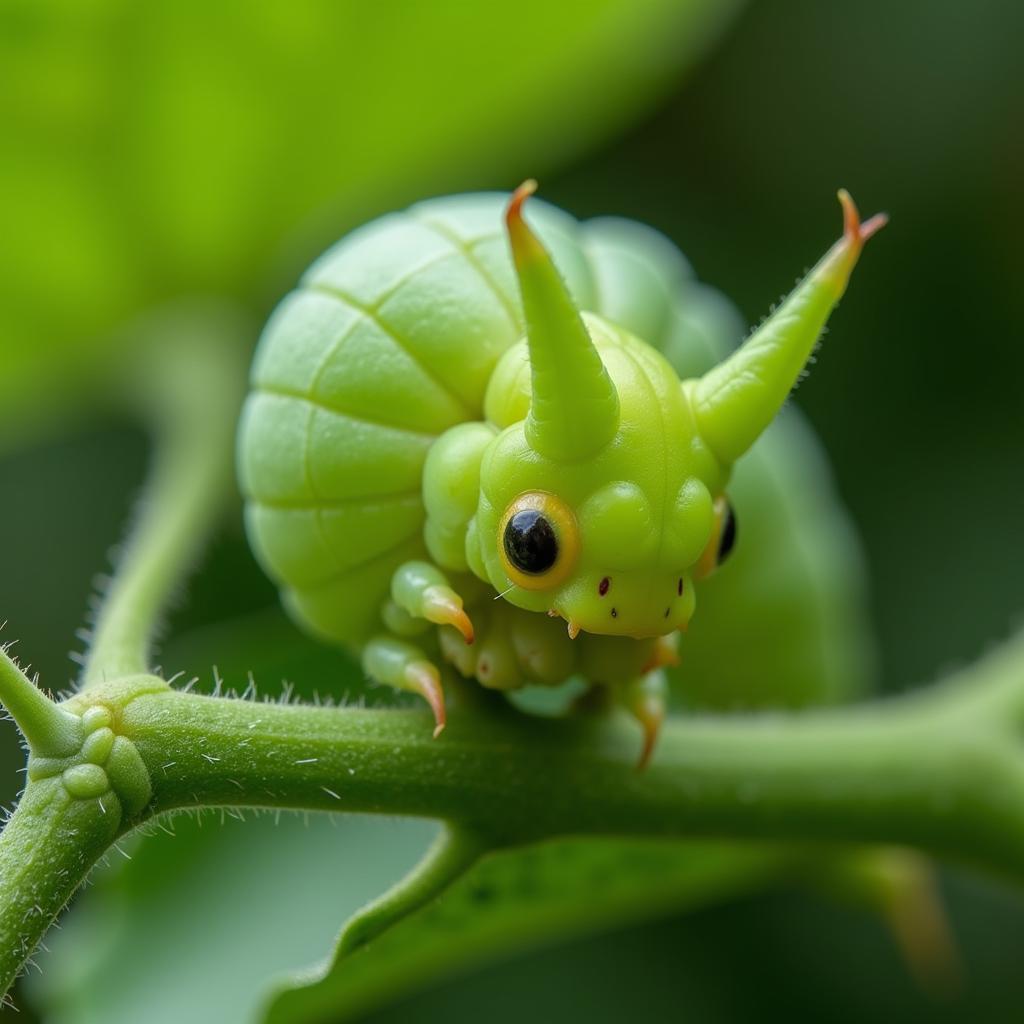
[
  {"left": 81, "top": 309, "right": 247, "bottom": 686},
  {"left": 0, "top": 307, "right": 249, "bottom": 997},
  {"left": 113, "top": 631, "right": 1024, "bottom": 878},
  {"left": 0, "top": 650, "right": 82, "bottom": 758},
  {"left": 0, "top": 780, "right": 121, "bottom": 997},
  {"left": 7, "top": 634, "right": 1024, "bottom": 1002}
]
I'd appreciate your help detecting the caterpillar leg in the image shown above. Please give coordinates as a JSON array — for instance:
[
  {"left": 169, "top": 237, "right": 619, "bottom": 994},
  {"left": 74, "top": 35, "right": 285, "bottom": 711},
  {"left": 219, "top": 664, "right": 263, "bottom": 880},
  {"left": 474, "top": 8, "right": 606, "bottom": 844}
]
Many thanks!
[
  {"left": 620, "top": 669, "right": 668, "bottom": 771},
  {"left": 439, "top": 600, "right": 578, "bottom": 691},
  {"left": 829, "top": 847, "right": 961, "bottom": 997},
  {"left": 363, "top": 635, "right": 447, "bottom": 737},
  {"left": 391, "top": 560, "right": 474, "bottom": 645},
  {"left": 642, "top": 633, "right": 680, "bottom": 674}
]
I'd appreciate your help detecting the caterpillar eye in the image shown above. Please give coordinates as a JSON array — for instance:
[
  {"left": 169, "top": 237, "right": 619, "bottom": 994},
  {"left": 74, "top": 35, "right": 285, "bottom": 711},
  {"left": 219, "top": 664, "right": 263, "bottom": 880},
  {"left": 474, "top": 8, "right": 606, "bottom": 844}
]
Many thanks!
[
  {"left": 499, "top": 492, "right": 579, "bottom": 590},
  {"left": 504, "top": 510, "right": 557, "bottom": 574},
  {"left": 717, "top": 502, "right": 737, "bottom": 564},
  {"left": 695, "top": 496, "right": 738, "bottom": 580}
]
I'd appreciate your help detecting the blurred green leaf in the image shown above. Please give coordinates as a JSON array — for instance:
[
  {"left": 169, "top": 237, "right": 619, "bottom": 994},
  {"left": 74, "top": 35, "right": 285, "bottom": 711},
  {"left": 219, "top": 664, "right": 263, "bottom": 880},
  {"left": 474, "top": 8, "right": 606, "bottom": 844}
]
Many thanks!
[
  {"left": 30, "top": 808, "right": 788, "bottom": 1024},
  {"left": 0, "top": 0, "right": 742, "bottom": 445},
  {"left": 30, "top": 814, "right": 440, "bottom": 1024},
  {"left": 262, "top": 838, "right": 790, "bottom": 1024}
]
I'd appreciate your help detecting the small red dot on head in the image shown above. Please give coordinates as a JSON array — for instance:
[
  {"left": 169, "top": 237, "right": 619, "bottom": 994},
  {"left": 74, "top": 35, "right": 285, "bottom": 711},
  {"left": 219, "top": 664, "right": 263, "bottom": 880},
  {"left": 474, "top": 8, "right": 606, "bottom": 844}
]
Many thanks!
[{"left": 599, "top": 577, "right": 610, "bottom": 597}]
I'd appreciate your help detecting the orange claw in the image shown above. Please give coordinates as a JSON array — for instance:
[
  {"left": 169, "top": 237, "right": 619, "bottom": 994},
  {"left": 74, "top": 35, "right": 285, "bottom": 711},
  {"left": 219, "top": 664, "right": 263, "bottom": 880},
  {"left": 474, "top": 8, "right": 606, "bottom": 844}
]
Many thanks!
[
  {"left": 422, "top": 586, "right": 475, "bottom": 645},
  {"left": 642, "top": 634, "right": 680, "bottom": 674},
  {"left": 404, "top": 661, "right": 447, "bottom": 738},
  {"left": 634, "top": 697, "right": 664, "bottom": 772},
  {"left": 624, "top": 674, "right": 667, "bottom": 771}
]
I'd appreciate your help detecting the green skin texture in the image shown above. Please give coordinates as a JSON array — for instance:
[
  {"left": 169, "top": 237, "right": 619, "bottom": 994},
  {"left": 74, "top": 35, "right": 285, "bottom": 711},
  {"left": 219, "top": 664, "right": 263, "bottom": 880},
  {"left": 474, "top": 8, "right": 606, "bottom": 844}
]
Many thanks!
[{"left": 238, "top": 189, "right": 876, "bottom": 738}]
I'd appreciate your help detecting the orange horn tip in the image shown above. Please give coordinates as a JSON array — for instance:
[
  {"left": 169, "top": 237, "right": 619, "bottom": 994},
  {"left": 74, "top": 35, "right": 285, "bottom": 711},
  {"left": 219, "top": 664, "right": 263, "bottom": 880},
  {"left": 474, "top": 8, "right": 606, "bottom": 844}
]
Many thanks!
[
  {"left": 837, "top": 188, "right": 889, "bottom": 251},
  {"left": 506, "top": 179, "right": 538, "bottom": 228},
  {"left": 505, "top": 180, "right": 545, "bottom": 270}
]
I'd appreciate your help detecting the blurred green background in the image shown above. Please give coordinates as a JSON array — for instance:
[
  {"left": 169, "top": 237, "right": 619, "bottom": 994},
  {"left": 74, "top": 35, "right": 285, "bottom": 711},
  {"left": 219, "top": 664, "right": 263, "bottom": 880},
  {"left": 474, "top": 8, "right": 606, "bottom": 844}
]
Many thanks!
[{"left": 2, "top": 0, "right": 1023, "bottom": 1021}]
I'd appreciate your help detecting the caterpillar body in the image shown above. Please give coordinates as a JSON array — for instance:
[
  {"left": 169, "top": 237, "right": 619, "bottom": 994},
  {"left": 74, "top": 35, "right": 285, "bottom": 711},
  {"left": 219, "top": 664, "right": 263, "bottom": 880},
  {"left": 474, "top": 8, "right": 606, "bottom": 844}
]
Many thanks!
[{"left": 238, "top": 182, "right": 884, "bottom": 765}]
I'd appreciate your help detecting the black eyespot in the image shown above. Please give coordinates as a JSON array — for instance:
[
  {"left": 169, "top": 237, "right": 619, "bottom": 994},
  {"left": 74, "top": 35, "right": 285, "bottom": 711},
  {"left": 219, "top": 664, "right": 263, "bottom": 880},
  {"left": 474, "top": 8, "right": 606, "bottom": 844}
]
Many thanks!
[
  {"left": 677, "top": 578, "right": 684, "bottom": 596},
  {"left": 610, "top": 607, "right": 618, "bottom": 618},
  {"left": 718, "top": 503, "right": 738, "bottom": 564},
  {"left": 503, "top": 509, "right": 559, "bottom": 575}
]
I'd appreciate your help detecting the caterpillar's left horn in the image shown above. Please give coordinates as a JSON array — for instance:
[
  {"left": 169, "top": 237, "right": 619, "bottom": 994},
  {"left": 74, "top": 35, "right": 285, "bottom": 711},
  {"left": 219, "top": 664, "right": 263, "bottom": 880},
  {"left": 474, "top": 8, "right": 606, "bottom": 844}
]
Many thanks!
[
  {"left": 506, "top": 181, "right": 619, "bottom": 461},
  {"left": 694, "top": 190, "right": 887, "bottom": 465}
]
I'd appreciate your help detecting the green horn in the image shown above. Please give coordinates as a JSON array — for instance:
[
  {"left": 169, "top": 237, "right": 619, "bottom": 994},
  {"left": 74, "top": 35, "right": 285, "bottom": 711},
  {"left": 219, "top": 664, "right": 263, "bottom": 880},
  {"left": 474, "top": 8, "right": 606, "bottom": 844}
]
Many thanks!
[
  {"left": 694, "top": 190, "right": 887, "bottom": 465},
  {"left": 506, "top": 181, "right": 619, "bottom": 461}
]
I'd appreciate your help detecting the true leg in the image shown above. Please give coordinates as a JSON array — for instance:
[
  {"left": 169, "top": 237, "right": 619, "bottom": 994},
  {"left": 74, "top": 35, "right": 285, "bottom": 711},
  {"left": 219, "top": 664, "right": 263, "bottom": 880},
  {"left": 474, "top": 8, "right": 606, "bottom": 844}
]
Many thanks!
[
  {"left": 363, "top": 635, "right": 447, "bottom": 737},
  {"left": 391, "top": 560, "right": 475, "bottom": 644},
  {"left": 619, "top": 669, "right": 668, "bottom": 771}
]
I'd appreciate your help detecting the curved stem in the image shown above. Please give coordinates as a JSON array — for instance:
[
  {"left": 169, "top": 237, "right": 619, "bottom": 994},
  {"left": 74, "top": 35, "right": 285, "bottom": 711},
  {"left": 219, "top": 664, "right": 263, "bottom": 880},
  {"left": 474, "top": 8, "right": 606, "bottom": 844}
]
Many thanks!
[
  {"left": 0, "top": 780, "right": 121, "bottom": 997},
  {"left": 334, "top": 823, "right": 490, "bottom": 958},
  {"left": 82, "top": 308, "right": 247, "bottom": 686},
  {"left": 0, "top": 306, "right": 249, "bottom": 996},
  {"left": 258, "top": 821, "right": 491, "bottom": 1021}
]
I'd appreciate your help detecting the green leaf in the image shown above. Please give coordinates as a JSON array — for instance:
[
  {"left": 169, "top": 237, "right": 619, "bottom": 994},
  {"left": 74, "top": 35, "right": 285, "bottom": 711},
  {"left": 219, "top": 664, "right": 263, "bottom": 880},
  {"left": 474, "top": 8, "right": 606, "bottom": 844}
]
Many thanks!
[
  {"left": 29, "top": 808, "right": 790, "bottom": 1024},
  {"left": 29, "top": 813, "right": 441, "bottom": 1024},
  {"left": 262, "top": 837, "right": 792, "bottom": 1024},
  {"left": 0, "top": 0, "right": 743, "bottom": 444}
]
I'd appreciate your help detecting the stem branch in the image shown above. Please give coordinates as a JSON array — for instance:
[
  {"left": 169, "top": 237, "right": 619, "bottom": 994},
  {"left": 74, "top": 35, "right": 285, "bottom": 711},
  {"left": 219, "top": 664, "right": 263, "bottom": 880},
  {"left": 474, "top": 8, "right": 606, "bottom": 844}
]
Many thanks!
[
  {"left": 82, "top": 308, "right": 247, "bottom": 685},
  {"left": 0, "top": 649, "right": 81, "bottom": 758}
]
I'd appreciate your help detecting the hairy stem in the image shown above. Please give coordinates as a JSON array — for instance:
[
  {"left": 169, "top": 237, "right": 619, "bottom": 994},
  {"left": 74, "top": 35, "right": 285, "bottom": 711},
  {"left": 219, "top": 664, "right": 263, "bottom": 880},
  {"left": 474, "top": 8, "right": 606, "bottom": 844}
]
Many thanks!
[
  {"left": 115, "top": 632, "right": 1024, "bottom": 879},
  {"left": 82, "top": 308, "right": 247, "bottom": 686},
  {"left": 0, "top": 780, "right": 121, "bottom": 997},
  {"left": 0, "top": 649, "right": 81, "bottom": 758}
]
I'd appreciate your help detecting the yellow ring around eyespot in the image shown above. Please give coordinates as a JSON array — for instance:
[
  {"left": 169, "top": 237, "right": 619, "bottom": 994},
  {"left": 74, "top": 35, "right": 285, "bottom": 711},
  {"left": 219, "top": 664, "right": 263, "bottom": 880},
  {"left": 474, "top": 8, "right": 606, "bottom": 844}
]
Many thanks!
[{"left": 498, "top": 491, "right": 580, "bottom": 591}]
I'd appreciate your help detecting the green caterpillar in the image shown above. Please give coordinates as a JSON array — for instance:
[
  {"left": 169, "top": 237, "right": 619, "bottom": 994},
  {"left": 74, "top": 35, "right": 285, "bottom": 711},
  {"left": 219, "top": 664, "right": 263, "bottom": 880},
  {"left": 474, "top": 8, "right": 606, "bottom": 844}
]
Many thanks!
[{"left": 238, "top": 181, "right": 884, "bottom": 765}]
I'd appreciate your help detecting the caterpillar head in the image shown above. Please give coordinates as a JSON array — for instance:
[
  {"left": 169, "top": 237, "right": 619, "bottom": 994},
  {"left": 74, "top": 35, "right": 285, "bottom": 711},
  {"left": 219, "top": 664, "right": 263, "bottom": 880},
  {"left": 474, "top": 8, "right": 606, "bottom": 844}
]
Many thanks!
[{"left": 471, "top": 181, "right": 884, "bottom": 641}]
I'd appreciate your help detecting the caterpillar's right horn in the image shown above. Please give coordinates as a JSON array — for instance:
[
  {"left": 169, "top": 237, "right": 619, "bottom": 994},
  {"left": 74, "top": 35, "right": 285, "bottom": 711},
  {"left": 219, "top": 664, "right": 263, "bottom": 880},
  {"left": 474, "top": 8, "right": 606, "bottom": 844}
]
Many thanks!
[
  {"left": 694, "top": 190, "right": 887, "bottom": 465},
  {"left": 506, "top": 181, "right": 620, "bottom": 462}
]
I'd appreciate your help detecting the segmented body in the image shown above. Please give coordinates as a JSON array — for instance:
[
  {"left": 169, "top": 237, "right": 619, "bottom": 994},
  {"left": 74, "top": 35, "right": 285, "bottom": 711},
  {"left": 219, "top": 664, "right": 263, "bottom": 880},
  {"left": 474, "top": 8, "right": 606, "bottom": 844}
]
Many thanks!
[{"left": 238, "top": 193, "right": 873, "bottom": 711}]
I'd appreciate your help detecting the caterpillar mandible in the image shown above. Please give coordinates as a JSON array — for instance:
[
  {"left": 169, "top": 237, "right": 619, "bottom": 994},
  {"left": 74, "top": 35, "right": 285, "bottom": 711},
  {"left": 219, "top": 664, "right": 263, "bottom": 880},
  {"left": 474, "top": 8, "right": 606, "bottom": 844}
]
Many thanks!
[{"left": 238, "top": 181, "right": 885, "bottom": 766}]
